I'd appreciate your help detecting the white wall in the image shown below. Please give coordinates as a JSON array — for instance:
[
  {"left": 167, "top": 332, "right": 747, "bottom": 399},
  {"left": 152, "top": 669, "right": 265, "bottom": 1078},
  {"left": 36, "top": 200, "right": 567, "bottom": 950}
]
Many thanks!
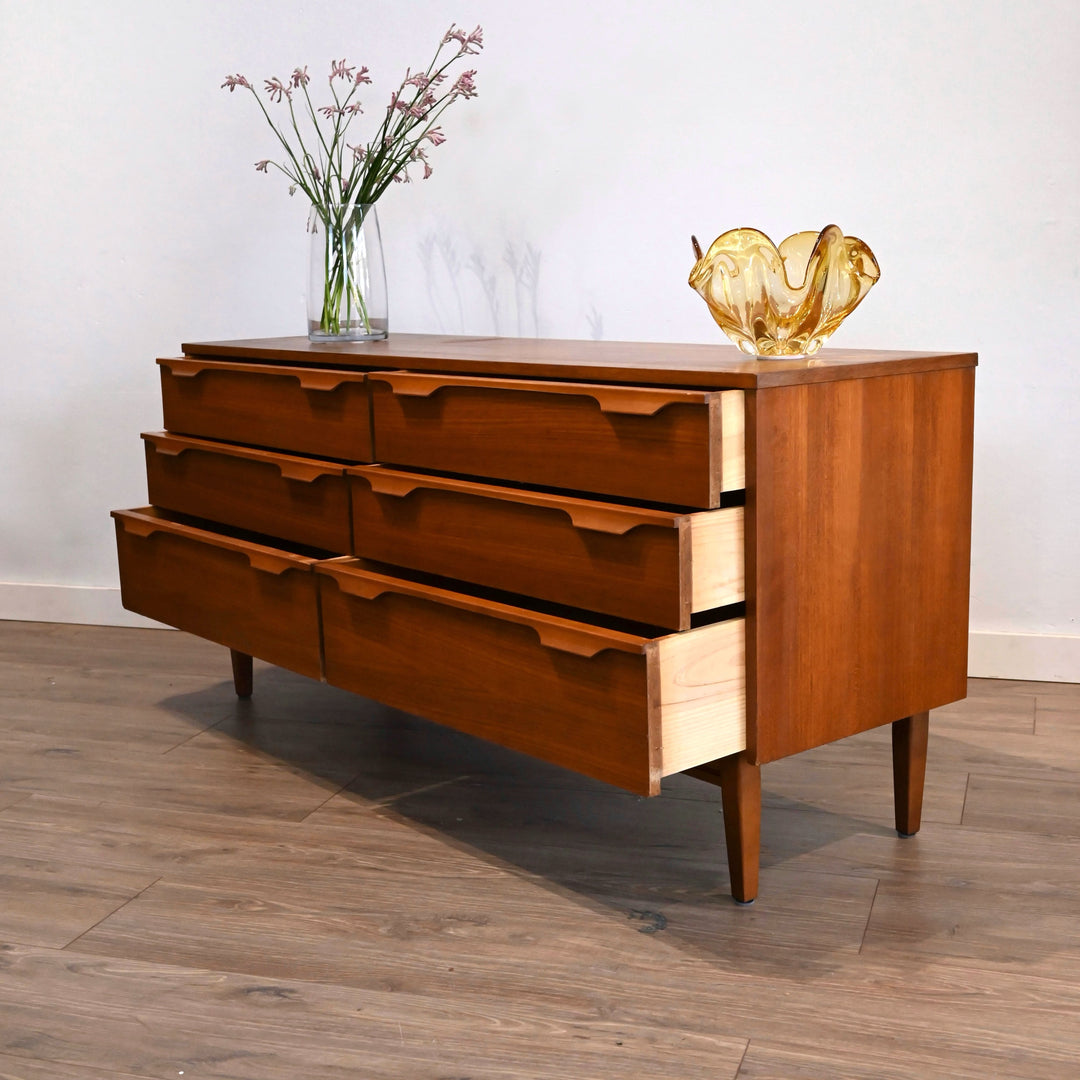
[{"left": 2, "top": 0, "right": 1078, "bottom": 677}]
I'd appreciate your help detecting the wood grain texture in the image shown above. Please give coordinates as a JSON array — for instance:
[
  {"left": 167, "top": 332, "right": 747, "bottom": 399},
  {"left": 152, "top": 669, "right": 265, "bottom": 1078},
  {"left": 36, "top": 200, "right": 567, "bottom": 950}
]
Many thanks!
[
  {"left": 892, "top": 712, "right": 929, "bottom": 836},
  {"left": 689, "top": 506, "right": 746, "bottom": 611},
  {"left": 747, "top": 367, "right": 975, "bottom": 763},
  {"left": 651, "top": 618, "right": 746, "bottom": 774},
  {"left": 181, "top": 333, "right": 977, "bottom": 390},
  {"left": 113, "top": 509, "right": 322, "bottom": 681},
  {"left": 317, "top": 566, "right": 661, "bottom": 795},
  {"left": 368, "top": 374, "right": 740, "bottom": 508},
  {"left": 158, "top": 357, "right": 374, "bottom": 462},
  {"left": 143, "top": 433, "right": 352, "bottom": 553},
  {"left": 1, "top": 623, "right": 1078, "bottom": 1079},
  {"left": 348, "top": 468, "right": 743, "bottom": 629}
]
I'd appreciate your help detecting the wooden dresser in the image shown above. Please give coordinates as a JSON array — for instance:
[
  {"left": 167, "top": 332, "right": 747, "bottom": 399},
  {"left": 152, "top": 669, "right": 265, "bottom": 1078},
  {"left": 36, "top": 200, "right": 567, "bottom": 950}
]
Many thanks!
[{"left": 112, "top": 334, "right": 977, "bottom": 904}]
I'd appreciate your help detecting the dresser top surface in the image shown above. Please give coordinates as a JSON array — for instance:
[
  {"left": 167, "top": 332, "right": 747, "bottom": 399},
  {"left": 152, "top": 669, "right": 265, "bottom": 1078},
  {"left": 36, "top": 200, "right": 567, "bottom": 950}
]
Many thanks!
[{"left": 181, "top": 334, "right": 977, "bottom": 390}]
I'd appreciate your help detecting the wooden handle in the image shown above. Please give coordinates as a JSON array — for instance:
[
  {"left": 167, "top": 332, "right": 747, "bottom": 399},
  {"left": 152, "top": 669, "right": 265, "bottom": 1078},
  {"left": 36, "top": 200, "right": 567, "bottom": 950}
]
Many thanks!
[
  {"left": 244, "top": 550, "right": 301, "bottom": 575},
  {"left": 328, "top": 574, "right": 394, "bottom": 600},
  {"left": 116, "top": 515, "right": 162, "bottom": 538},
  {"left": 114, "top": 510, "right": 306, "bottom": 575},
  {"left": 292, "top": 370, "right": 357, "bottom": 392},
  {"left": 142, "top": 434, "right": 189, "bottom": 457},
  {"left": 531, "top": 624, "right": 625, "bottom": 658},
  {"left": 562, "top": 506, "right": 661, "bottom": 535},
  {"left": 322, "top": 566, "right": 643, "bottom": 657},
  {"left": 360, "top": 471, "right": 423, "bottom": 498},
  {"left": 275, "top": 460, "right": 335, "bottom": 483},
  {"left": 160, "top": 358, "right": 206, "bottom": 379},
  {"left": 367, "top": 371, "right": 704, "bottom": 415},
  {"left": 160, "top": 358, "right": 357, "bottom": 392},
  {"left": 350, "top": 466, "right": 674, "bottom": 534}
]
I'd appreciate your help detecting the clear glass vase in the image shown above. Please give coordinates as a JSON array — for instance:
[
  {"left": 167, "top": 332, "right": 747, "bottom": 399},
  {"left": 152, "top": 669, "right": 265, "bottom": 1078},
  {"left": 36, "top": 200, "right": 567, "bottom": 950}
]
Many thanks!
[{"left": 307, "top": 202, "right": 388, "bottom": 342}]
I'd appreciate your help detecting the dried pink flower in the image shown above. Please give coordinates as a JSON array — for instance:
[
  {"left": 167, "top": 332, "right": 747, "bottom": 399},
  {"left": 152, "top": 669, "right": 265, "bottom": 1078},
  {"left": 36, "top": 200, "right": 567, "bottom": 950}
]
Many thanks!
[
  {"left": 423, "top": 161, "right": 433, "bottom": 179},
  {"left": 290, "top": 66, "right": 310, "bottom": 89},
  {"left": 451, "top": 70, "right": 478, "bottom": 99},
  {"left": 462, "top": 25, "right": 484, "bottom": 54},
  {"left": 442, "top": 23, "right": 483, "bottom": 55},
  {"left": 221, "top": 74, "right": 251, "bottom": 92},
  {"left": 346, "top": 102, "right": 363, "bottom": 115},
  {"left": 423, "top": 126, "right": 447, "bottom": 146},
  {"left": 264, "top": 77, "right": 291, "bottom": 103},
  {"left": 404, "top": 71, "right": 430, "bottom": 90},
  {"left": 330, "top": 59, "right": 355, "bottom": 82},
  {"left": 318, "top": 104, "right": 346, "bottom": 118},
  {"left": 354, "top": 66, "right": 371, "bottom": 85},
  {"left": 254, "top": 160, "right": 270, "bottom": 172}
]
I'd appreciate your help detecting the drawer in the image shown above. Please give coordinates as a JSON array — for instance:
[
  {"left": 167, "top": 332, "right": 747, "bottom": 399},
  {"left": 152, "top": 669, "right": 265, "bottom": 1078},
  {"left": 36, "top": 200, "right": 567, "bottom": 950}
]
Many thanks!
[
  {"left": 368, "top": 372, "right": 745, "bottom": 508},
  {"left": 317, "top": 560, "right": 746, "bottom": 795},
  {"left": 112, "top": 507, "right": 322, "bottom": 679},
  {"left": 159, "top": 357, "right": 374, "bottom": 462},
  {"left": 144, "top": 432, "right": 351, "bottom": 553},
  {"left": 348, "top": 466, "right": 744, "bottom": 630}
]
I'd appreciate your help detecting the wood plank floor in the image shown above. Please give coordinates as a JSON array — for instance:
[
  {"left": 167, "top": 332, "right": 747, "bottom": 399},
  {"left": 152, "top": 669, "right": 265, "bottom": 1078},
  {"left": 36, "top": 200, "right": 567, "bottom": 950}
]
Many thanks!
[{"left": 0, "top": 620, "right": 1078, "bottom": 1078}]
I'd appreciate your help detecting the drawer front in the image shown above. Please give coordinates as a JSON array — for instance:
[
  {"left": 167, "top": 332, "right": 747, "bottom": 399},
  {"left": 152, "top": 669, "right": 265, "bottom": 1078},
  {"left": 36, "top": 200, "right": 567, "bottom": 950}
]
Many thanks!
[
  {"left": 368, "top": 372, "right": 744, "bottom": 508},
  {"left": 317, "top": 561, "right": 746, "bottom": 795},
  {"left": 348, "top": 467, "right": 744, "bottom": 630},
  {"left": 159, "top": 358, "right": 373, "bottom": 462},
  {"left": 144, "top": 433, "right": 351, "bottom": 553},
  {"left": 112, "top": 508, "right": 322, "bottom": 679}
]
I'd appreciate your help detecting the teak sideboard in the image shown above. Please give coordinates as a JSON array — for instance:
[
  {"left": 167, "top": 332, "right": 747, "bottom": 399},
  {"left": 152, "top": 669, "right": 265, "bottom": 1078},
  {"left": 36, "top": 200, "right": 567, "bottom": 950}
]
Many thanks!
[{"left": 112, "top": 334, "right": 977, "bottom": 904}]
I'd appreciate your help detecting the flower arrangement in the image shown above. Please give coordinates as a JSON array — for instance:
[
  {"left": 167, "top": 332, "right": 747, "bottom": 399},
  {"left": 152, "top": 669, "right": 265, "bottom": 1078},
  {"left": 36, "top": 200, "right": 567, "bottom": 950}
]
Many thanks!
[{"left": 222, "top": 23, "right": 483, "bottom": 340}]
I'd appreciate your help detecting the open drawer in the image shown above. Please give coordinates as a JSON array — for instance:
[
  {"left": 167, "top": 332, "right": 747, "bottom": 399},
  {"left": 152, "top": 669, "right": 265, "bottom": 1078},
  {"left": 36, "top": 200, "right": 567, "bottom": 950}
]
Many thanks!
[
  {"left": 112, "top": 507, "right": 323, "bottom": 679},
  {"left": 144, "top": 432, "right": 351, "bottom": 553},
  {"left": 317, "top": 559, "right": 746, "bottom": 795},
  {"left": 348, "top": 466, "right": 744, "bottom": 630},
  {"left": 158, "top": 357, "right": 374, "bottom": 462},
  {"left": 368, "top": 371, "right": 744, "bottom": 508}
]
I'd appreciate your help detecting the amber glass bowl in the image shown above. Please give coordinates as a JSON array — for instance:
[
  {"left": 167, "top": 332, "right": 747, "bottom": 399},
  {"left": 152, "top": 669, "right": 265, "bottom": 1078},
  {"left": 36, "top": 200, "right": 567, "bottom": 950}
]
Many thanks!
[{"left": 688, "top": 225, "right": 880, "bottom": 358}]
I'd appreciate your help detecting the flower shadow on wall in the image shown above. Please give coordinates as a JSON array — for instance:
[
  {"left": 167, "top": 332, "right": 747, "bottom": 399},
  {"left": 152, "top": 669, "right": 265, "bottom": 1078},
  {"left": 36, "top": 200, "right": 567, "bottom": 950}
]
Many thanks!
[
  {"left": 419, "top": 234, "right": 544, "bottom": 336},
  {"left": 417, "top": 234, "right": 604, "bottom": 341}
]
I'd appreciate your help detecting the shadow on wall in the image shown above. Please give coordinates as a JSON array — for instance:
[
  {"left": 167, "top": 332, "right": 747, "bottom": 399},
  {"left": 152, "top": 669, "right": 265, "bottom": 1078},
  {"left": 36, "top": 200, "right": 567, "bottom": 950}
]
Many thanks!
[{"left": 418, "top": 232, "right": 603, "bottom": 340}]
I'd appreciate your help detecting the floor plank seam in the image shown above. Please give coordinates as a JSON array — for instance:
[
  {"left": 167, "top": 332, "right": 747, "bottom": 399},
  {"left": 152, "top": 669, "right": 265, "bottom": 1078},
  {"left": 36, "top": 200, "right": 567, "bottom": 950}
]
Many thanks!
[
  {"left": 156, "top": 715, "right": 235, "bottom": 755},
  {"left": 370, "top": 773, "right": 476, "bottom": 807},
  {"left": 732, "top": 1037, "right": 751, "bottom": 1078},
  {"left": 59, "top": 876, "right": 164, "bottom": 951},
  {"left": 295, "top": 774, "right": 367, "bottom": 822},
  {"left": 857, "top": 878, "right": 881, "bottom": 954},
  {"left": 959, "top": 772, "right": 972, "bottom": 825}
]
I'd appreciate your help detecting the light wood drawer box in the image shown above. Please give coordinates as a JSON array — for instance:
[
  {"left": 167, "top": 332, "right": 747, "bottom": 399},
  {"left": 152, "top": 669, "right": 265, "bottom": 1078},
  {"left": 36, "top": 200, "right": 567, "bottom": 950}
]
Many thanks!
[
  {"left": 348, "top": 466, "right": 744, "bottom": 630},
  {"left": 143, "top": 432, "right": 351, "bottom": 552},
  {"left": 158, "top": 357, "right": 374, "bottom": 462},
  {"left": 317, "top": 559, "right": 746, "bottom": 795},
  {"left": 368, "top": 371, "right": 745, "bottom": 507},
  {"left": 112, "top": 507, "right": 322, "bottom": 680}
]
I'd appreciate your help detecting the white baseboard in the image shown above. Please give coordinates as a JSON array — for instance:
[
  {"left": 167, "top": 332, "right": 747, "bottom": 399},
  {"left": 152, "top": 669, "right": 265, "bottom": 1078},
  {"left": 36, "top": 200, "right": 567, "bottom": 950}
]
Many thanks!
[
  {"left": 0, "top": 582, "right": 169, "bottom": 630},
  {"left": 967, "top": 630, "right": 1080, "bottom": 684},
  {"left": 2, "top": 583, "right": 1078, "bottom": 683}
]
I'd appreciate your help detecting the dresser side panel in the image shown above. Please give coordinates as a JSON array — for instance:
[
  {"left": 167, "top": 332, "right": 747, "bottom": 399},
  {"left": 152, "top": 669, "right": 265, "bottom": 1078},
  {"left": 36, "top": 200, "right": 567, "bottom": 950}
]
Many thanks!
[{"left": 748, "top": 368, "right": 975, "bottom": 763}]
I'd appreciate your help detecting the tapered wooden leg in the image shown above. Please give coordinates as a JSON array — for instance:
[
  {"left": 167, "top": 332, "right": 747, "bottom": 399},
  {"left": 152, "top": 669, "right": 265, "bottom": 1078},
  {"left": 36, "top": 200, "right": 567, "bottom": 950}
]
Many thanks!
[
  {"left": 717, "top": 753, "right": 761, "bottom": 904},
  {"left": 686, "top": 752, "right": 762, "bottom": 904},
  {"left": 230, "top": 649, "right": 253, "bottom": 698},
  {"left": 893, "top": 711, "right": 929, "bottom": 837}
]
